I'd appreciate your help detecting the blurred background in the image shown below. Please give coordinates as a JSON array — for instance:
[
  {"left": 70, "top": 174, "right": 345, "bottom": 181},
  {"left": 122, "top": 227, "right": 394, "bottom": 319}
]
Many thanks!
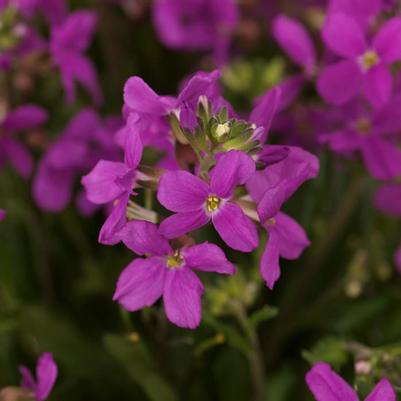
[{"left": 1, "top": 1, "right": 401, "bottom": 400}]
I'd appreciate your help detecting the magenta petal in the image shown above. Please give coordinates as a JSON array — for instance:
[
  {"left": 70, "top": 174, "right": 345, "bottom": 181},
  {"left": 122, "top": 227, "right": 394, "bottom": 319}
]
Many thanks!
[
  {"left": 257, "top": 184, "right": 289, "bottom": 222},
  {"left": 210, "top": 151, "right": 255, "bottom": 198},
  {"left": 159, "top": 210, "right": 209, "bottom": 239},
  {"left": 321, "top": 13, "right": 367, "bottom": 58},
  {"left": 365, "top": 379, "right": 396, "bottom": 401},
  {"left": 374, "top": 184, "right": 401, "bottom": 217},
  {"left": 35, "top": 353, "right": 58, "bottom": 401},
  {"left": 373, "top": 17, "right": 401, "bottom": 63},
  {"left": 114, "top": 257, "right": 165, "bottom": 311},
  {"left": 361, "top": 136, "right": 401, "bottom": 180},
  {"left": 317, "top": 61, "right": 361, "bottom": 105},
  {"left": 394, "top": 244, "right": 401, "bottom": 275},
  {"left": 81, "top": 160, "right": 131, "bottom": 204},
  {"left": 212, "top": 202, "right": 258, "bottom": 252},
  {"left": 0, "top": 209, "right": 6, "bottom": 221},
  {"left": 3, "top": 105, "right": 47, "bottom": 132},
  {"left": 306, "top": 362, "right": 359, "bottom": 401},
  {"left": 260, "top": 229, "right": 281, "bottom": 289},
  {"left": 320, "top": 130, "right": 363, "bottom": 153},
  {"left": 250, "top": 87, "right": 281, "bottom": 139},
  {"left": 98, "top": 194, "right": 128, "bottom": 245},
  {"left": 363, "top": 65, "right": 392, "bottom": 108},
  {"left": 124, "top": 76, "right": 167, "bottom": 115},
  {"left": 124, "top": 116, "right": 144, "bottom": 169},
  {"left": 183, "top": 243, "right": 235, "bottom": 274},
  {"left": 272, "top": 15, "right": 316, "bottom": 68},
  {"left": 275, "top": 213, "right": 310, "bottom": 259},
  {"left": 163, "top": 268, "right": 204, "bottom": 329},
  {"left": 157, "top": 171, "right": 209, "bottom": 212},
  {"left": 19, "top": 366, "right": 36, "bottom": 390},
  {"left": 3, "top": 138, "right": 33, "bottom": 178},
  {"left": 119, "top": 220, "right": 171, "bottom": 256},
  {"left": 33, "top": 163, "right": 75, "bottom": 212}
]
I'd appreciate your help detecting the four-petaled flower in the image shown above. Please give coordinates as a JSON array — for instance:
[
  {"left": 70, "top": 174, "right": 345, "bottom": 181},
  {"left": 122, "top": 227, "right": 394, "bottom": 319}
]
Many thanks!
[
  {"left": 157, "top": 150, "right": 259, "bottom": 252},
  {"left": 114, "top": 220, "right": 235, "bottom": 328}
]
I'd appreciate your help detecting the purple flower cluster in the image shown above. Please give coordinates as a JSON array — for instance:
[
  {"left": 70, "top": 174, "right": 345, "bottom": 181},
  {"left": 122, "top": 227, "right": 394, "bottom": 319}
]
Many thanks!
[{"left": 82, "top": 70, "right": 318, "bottom": 328}]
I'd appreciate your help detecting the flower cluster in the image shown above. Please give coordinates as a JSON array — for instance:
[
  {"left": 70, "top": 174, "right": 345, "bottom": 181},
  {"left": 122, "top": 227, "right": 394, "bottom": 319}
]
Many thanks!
[{"left": 82, "top": 70, "right": 318, "bottom": 328}]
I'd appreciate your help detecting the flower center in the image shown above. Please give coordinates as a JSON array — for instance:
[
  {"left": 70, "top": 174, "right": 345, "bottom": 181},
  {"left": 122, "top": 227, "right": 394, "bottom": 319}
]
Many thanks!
[
  {"left": 166, "top": 250, "right": 184, "bottom": 269},
  {"left": 360, "top": 50, "right": 379, "bottom": 70},
  {"left": 267, "top": 217, "right": 276, "bottom": 226},
  {"left": 206, "top": 195, "right": 221, "bottom": 213},
  {"left": 356, "top": 118, "right": 371, "bottom": 135}
]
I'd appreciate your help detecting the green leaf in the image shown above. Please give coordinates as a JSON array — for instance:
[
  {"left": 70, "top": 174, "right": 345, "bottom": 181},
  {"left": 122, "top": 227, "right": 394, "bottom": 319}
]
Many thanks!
[{"left": 249, "top": 306, "right": 278, "bottom": 329}]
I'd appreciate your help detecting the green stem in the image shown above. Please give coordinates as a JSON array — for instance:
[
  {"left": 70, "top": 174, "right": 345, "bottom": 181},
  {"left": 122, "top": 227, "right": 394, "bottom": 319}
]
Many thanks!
[{"left": 232, "top": 301, "right": 266, "bottom": 401}]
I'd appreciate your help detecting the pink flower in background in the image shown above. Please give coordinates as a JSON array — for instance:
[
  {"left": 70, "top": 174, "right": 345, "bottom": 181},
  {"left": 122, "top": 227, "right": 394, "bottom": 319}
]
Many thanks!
[
  {"left": 50, "top": 10, "right": 102, "bottom": 105},
  {"left": 114, "top": 220, "right": 235, "bottom": 328},
  {"left": 318, "top": 13, "right": 401, "bottom": 107},
  {"left": 33, "top": 109, "right": 121, "bottom": 215},
  {"left": 306, "top": 362, "right": 395, "bottom": 401},
  {"left": 0, "top": 209, "right": 6, "bottom": 221},
  {"left": 152, "top": 0, "right": 239, "bottom": 65},
  {"left": 19, "top": 353, "right": 58, "bottom": 401},
  {"left": 0, "top": 105, "right": 48, "bottom": 178}
]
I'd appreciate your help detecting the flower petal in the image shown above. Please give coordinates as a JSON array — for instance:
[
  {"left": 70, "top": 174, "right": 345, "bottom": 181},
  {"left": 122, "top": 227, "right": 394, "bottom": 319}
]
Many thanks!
[
  {"left": 81, "top": 160, "right": 131, "bottom": 205},
  {"left": 305, "top": 362, "right": 359, "bottom": 401},
  {"left": 373, "top": 17, "right": 401, "bottom": 63},
  {"left": 35, "top": 353, "right": 58, "bottom": 401},
  {"left": 119, "top": 220, "right": 171, "bottom": 256},
  {"left": 361, "top": 136, "right": 401, "bottom": 180},
  {"left": 365, "top": 379, "right": 396, "bottom": 401},
  {"left": 163, "top": 268, "right": 204, "bottom": 329},
  {"left": 113, "top": 257, "right": 165, "bottom": 311},
  {"left": 317, "top": 61, "right": 361, "bottom": 105},
  {"left": 273, "top": 15, "right": 316, "bottom": 68},
  {"left": 124, "top": 115, "right": 144, "bottom": 169},
  {"left": 321, "top": 13, "right": 367, "bottom": 58},
  {"left": 98, "top": 194, "right": 128, "bottom": 245},
  {"left": 210, "top": 151, "right": 256, "bottom": 198},
  {"left": 124, "top": 76, "right": 168, "bottom": 115},
  {"left": 19, "top": 366, "right": 36, "bottom": 390},
  {"left": 275, "top": 212, "right": 310, "bottom": 259},
  {"left": 260, "top": 228, "right": 281, "bottom": 289},
  {"left": 363, "top": 64, "right": 392, "bottom": 109},
  {"left": 183, "top": 242, "right": 235, "bottom": 274},
  {"left": 157, "top": 170, "right": 209, "bottom": 212},
  {"left": 2, "top": 138, "right": 33, "bottom": 178},
  {"left": 374, "top": 184, "right": 401, "bottom": 217},
  {"left": 212, "top": 202, "right": 259, "bottom": 252},
  {"left": 159, "top": 210, "right": 209, "bottom": 239},
  {"left": 3, "top": 105, "right": 47, "bottom": 132}
]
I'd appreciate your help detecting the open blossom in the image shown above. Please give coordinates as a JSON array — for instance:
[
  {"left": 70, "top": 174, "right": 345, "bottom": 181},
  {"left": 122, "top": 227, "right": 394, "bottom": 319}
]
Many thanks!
[
  {"left": 306, "top": 362, "right": 395, "bottom": 401},
  {"left": 81, "top": 115, "right": 143, "bottom": 244},
  {"left": 247, "top": 146, "right": 318, "bottom": 288},
  {"left": 114, "top": 220, "right": 235, "bottom": 328},
  {"left": 152, "top": 0, "right": 239, "bottom": 65},
  {"left": 0, "top": 105, "right": 48, "bottom": 178},
  {"left": 19, "top": 353, "right": 58, "bottom": 401},
  {"left": 33, "top": 109, "right": 121, "bottom": 214},
  {"left": 318, "top": 13, "right": 401, "bottom": 107},
  {"left": 158, "top": 150, "right": 259, "bottom": 252},
  {"left": 319, "top": 96, "right": 401, "bottom": 180},
  {"left": 50, "top": 10, "right": 102, "bottom": 105}
]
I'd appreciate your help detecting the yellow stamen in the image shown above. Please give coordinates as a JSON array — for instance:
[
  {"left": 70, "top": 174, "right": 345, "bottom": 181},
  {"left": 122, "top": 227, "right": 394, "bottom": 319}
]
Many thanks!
[
  {"left": 267, "top": 217, "right": 276, "bottom": 226},
  {"left": 360, "top": 50, "right": 379, "bottom": 70},
  {"left": 206, "top": 195, "right": 221, "bottom": 213},
  {"left": 356, "top": 118, "right": 371, "bottom": 135},
  {"left": 166, "top": 250, "right": 184, "bottom": 269},
  {"left": 215, "top": 122, "right": 230, "bottom": 138}
]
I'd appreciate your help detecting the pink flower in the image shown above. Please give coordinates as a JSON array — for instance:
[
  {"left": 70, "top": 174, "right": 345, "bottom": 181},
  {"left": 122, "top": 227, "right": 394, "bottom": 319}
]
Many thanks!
[{"left": 114, "top": 220, "right": 235, "bottom": 328}]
